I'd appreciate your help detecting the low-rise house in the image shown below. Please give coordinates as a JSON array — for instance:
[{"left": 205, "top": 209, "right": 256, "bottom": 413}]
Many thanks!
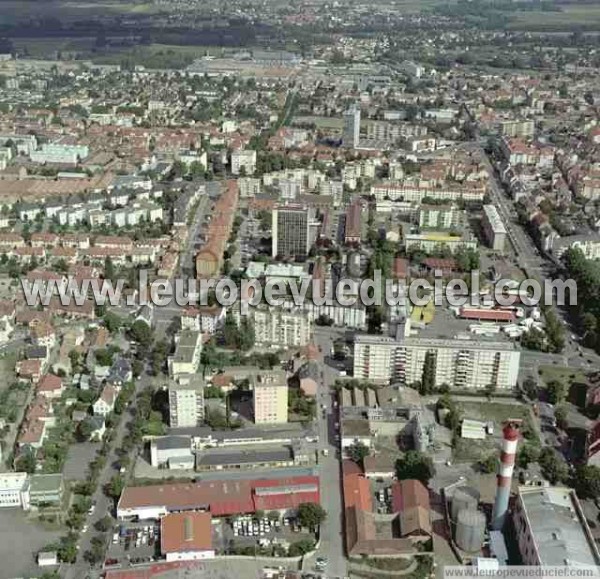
[
  {"left": 36, "top": 374, "right": 64, "bottom": 399},
  {"left": 16, "top": 359, "right": 43, "bottom": 383},
  {"left": 93, "top": 384, "right": 118, "bottom": 417},
  {"left": 31, "top": 322, "right": 56, "bottom": 349}
]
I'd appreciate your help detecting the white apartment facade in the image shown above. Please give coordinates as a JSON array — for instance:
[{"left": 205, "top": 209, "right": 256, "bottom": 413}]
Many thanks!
[
  {"left": 482, "top": 204, "right": 507, "bottom": 253},
  {"left": 250, "top": 308, "right": 311, "bottom": 348},
  {"left": 231, "top": 150, "right": 257, "bottom": 175},
  {"left": 353, "top": 335, "right": 521, "bottom": 390},
  {"left": 169, "top": 380, "right": 205, "bottom": 428},
  {"left": 399, "top": 337, "right": 521, "bottom": 390},
  {"left": 0, "top": 473, "right": 30, "bottom": 509},
  {"left": 252, "top": 371, "right": 288, "bottom": 424},
  {"left": 353, "top": 335, "right": 403, "bottom": 384}
]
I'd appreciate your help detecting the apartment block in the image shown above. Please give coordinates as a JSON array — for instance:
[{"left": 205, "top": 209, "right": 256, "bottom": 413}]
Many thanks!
[
  {"left": 353, "top": 335, "right": 520, "bottom": 389},
  {"left": 168, "top": 331, "right": 203, "bottom": 379},
  {"left": 352, "top": 335, "right": 403, "bottom": 384},
  {"left": 343, "top": 105, "right": 361, "bottom": 148},
  {"left": 482, "top": 204, "right": 507, "bottom": 253},
  {"left": 418, "top": 204, "right": 463, "bottom": 230},
  {"left": 272, "top": 205, "right": 310, "bottom": 258},
  {"left": 231, "top": 149, "right": 257, "bottom": 176},
  {"left": 404, "top": 232, "right": 477, "bottom": 255},
  {"left": 399, "top": 337, "right": 520, "bottom": 390},
  {"left": 252, "top": 371, "right": 288, "bottom": 424},
  {"left": 250, "top": 308, "right": 311, "bottom": 348},
  {"left": 169, "top": 377, "right": 205, "bottom": 428}
]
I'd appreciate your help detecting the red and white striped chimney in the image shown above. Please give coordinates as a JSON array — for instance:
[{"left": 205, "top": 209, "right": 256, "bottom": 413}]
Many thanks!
[{"left": 491, "top": 422, "right": 520, "bottom": 530}]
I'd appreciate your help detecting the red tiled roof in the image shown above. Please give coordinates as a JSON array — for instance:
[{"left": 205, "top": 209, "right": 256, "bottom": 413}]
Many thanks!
[
  {"left": 37, "top": 374, "right": 63, "bottom": 393},
  {"left": 343, "top": 473, "right": 373, "bottom": 512},
  {"left": 118, "top": 475, "right": 320, "bottom": 518},
  {"left": 459, "top": 308, "right": 515, "bottom": 322},
  {"left": 160, "top": 512, "right": 212, "bottom": 555}
]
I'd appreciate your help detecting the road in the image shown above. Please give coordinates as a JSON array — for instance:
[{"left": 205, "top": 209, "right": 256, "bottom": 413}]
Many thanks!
[
  {"left": 153, "top": 188, "right": 210, "bottom": 337},
  {"left": 304, "top": 326, "right": 348, "bottom": 579},
  {"left": 472, "top": 143, "right": 600, "bottom": 370},
  {"left": 65, "top": 371, "right": 154, "bottom": 579}
]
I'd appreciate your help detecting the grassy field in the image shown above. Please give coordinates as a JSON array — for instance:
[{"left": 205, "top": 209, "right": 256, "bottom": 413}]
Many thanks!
[
  {"left": 92, "top": 44, "right": 224, "bottom": 68},
  {"left": 460, "top": 400, "right": 528, "bottom": 429},
  {"left": 0, "top": 0, "right": 160, "bottom": 24},
  {"left": 508, "top": 5, "right": 600, "bottom": 29},
  {"left": 292, "top": 116, "right": 344, "bottom": 130},
  {"left": 538, "top": 365, "right": 587, "bottom": 385}
]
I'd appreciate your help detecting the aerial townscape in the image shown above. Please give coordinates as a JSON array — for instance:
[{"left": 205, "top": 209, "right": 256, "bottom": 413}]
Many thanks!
[{"left": 1, "top": 1, "right": 600, "bottom": 579}]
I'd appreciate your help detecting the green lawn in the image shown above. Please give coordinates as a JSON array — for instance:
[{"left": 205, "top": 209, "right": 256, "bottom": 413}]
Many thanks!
[
  {"left": 509, "top": 5, "right": 600, "bottom": 29},
  {"left": 538, "top": 365, "right": 587, "bottom": 386}
]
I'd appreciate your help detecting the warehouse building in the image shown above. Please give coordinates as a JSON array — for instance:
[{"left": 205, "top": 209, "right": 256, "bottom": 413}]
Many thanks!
[{"left": 117, "top": 475, "right": 320, "bottom": 521}]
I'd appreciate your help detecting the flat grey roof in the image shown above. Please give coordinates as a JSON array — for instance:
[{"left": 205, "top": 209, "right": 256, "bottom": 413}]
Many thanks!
[
  {"left": 519, "top": 486, "right": 599, "bottom": 566},
  {"left": 196, "top": 447, "right": 293, "bottom": 467}
]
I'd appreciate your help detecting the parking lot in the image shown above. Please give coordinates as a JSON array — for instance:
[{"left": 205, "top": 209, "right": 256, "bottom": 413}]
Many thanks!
[
  {"left": 371, "top": 480, "right": 394, "bottom": 514},
  {"left": 214, "top": 514, "right": 316, "bottom": 556},
  {"left": 0, "top": 507, "right": 64, "bottom": 579},
  {"left": 104, "top": 521, "right": 161, "bottom": 569}
]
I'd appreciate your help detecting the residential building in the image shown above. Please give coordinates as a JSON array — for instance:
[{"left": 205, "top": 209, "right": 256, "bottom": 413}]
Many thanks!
[
  {"left": 271, "top": 205, "right": 310, "bottom": 258},
  {"left": 169, "top": 377, "right": 205, "bottom": 428},
  {"left": 0, "top": 473, "right": 30, "bottom": 509},
  {"left": 250, "top": 308, "right": 311, "bottom": 348},
  {"left": 345, "top": 198, "right": 363, "bottom": 244},
  {"left": 552, "top": 234, "right": 600, "bottom": 260},
  {"left": 30, "top": 144, "right": 89, "bottom": 165},
  {"left": 353, "top": 335, "right": 403, "bottom": 384},
  {"left": 404, "top": 232, "right": 478, "bottom": 255},
  {"left": 418, "top": 204, "right": 463, "bottom": 230},
  {"left": 343, "top": 105, "right": 361, "bottom": 148},
  {"left": 513, "top": 485, "right": 600, "bottom": 566},
  {"left": 482, "top": 204, "right": 507, "bottom": 253},
  {"left": 231, "top": 150, "right": 257, "bottom": 176},
  {"left": 168, "top": 331, "right": 203, "bottom": 379},
  {"left": 253, "top": 371, "right": 288, "bottom": 425},
  {"left": 93, "top": 384, "right": 118, "bottom": 417},
  {"left": 399, "top": 337, "right": 521, "bottom": 390}
]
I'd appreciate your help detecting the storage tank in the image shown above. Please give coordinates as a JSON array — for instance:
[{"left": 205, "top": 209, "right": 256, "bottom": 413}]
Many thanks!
[
  {"left": 455, "top": 508, "right": 486, "bottom": 553},
  {"left": 451, "top": 486, "right": 480, "bottom": 522}
]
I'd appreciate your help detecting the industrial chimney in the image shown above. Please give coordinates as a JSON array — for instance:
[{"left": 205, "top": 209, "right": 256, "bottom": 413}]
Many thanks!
[{"left": 491, "top": 420, "right": 521, "bottom": 530}]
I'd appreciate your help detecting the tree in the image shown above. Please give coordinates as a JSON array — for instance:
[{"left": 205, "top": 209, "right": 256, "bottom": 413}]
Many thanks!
[
  {"left": 288, "top": 539, "right": 316, "bottom": 557},
  {"left": 297, "top": 503, "right": 327, "bottom": 530},
  {"left": 77, "top": 417, "right": 95, "bottom": 441},
  {"left": 395, "top": 451, "right": 435, "bottom": 485},
  {"left": 554, "top": 404, "right": 568, "bottom": 428},
  {"left": 522, "top": 376, "right": 539, "bottom": 400},
  {"left": 105, "top": 475, "right": 125, "bottom": 499},
  {"left": 104, "top": 256, "right": 115, "bottom": 281},
  {"left": 130, "top": 319, "right": 154, "bottom": 348},
  {"left": 103, "top": 312, "right": 123, "bottom": 333},
  {"left": 573, "top": 465, "right": 600, "bottom": 499},
  {"left": 15, "top": 451, "right": 36, "bottom": 474},
  {"left": 539, "top": 447, "right": 568, "bottom": 484},
  {"left": 420, "top": 351, "right": 436, "bottom": 395},
  {"left": 516, "top": 441, "right": 540, "bottom": 469},
  {"left": 347, "top": 441, "right": 370, "bottom": 465},
  {"left": 478, "top": 454, "right": 497, "bottom": 474},
  {"left": 95, "top": 515, "right": 114, "bottom": 532},
  {"left": 267, "top": 511, "right": 280, "bottom": 522},
  {"left": 547, "top": 379, "right": 568, "bottom": 405}
]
